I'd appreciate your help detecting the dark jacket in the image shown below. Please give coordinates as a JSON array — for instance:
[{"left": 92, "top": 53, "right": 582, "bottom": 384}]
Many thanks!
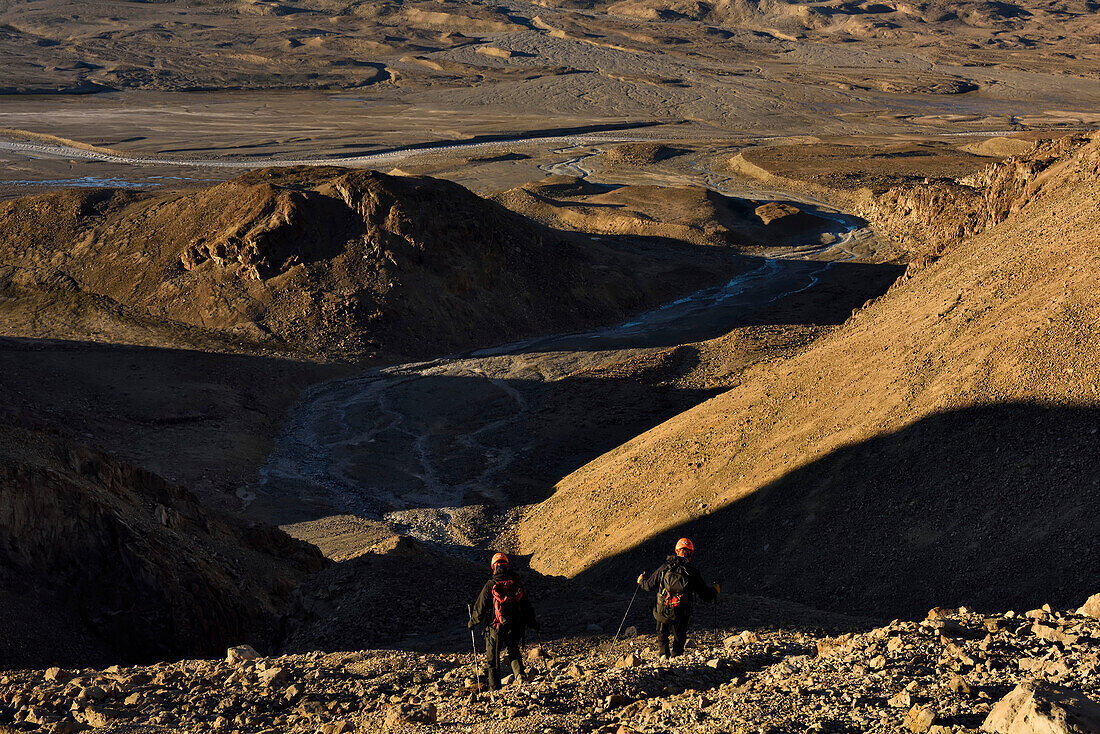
[
  {"left": 641, "top": 554, "right": 716, "bottom": 623},
  {"left": 470, "top": 567, "right": 539, "bottom": 632}
]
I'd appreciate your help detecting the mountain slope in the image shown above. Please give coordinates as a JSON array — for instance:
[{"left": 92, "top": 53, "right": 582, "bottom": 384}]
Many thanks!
[
  {"left": 516, "top": 132, "right": 1100, "bottom": 617},
  {"left": 0, "top": 167, "right": 743, "bottom": 361}
]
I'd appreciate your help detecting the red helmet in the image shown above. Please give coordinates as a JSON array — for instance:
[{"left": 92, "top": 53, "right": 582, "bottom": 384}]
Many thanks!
[
  {"left": 491, "top": 552, "right": 509, "bottom": 567},
  {"left": 675, "top": 538, "right": 694, "bottom": 556}
]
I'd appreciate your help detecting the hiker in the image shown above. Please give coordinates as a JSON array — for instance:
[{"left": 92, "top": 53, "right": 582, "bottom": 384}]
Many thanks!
[
  {"left": 469, "top": 552, "right": 540, "bottom": 690},
  {"left": 637, "top": 537, "right": 719, "bottom": 660}
]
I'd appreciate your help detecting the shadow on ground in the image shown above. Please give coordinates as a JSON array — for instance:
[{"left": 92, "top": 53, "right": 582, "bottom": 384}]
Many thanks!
[{"left": 579, "top": 403, "right": 1100, "bottom": 621}]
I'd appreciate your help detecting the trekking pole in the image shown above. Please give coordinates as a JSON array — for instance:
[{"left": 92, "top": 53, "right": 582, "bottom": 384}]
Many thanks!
[
  {"left": 467, "top": 604, "right": 482, "bottom": 694},
  {"left": 613, "top": 585, "right": 640, "bottom": 643}
]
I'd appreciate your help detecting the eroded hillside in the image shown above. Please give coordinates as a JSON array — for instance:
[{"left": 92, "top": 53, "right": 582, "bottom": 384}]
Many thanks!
[{"left": 0, "top": 167, "right": 750, "bottom": 361}]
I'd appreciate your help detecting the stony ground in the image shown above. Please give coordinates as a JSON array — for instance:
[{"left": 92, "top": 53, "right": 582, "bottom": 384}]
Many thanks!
[{"left": 4, "top": 599, "right": 1099, "bottom": 734}]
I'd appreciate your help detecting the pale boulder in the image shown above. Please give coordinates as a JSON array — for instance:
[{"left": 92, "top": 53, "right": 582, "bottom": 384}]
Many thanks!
[
  {"left": 1077, "top": 594, "right": 1100, "bottom": 620},
  {"left": 982, "top": 680, "right": 1100, "bottom": 734}
]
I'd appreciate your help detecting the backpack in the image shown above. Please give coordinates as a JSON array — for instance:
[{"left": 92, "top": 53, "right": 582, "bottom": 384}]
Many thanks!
[
  {"left": 491, "top": 578, "right": 524, "bottom": 628},
  {"left": 658, "top": 562, "right": 692, "bottom": 619}
]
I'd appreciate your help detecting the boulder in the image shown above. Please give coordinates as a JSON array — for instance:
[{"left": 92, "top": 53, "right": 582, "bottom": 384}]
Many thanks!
[
  {"left": 928, "top": 618, "right": 980, "bottom": 638},
  {"left": 890, "top": 691, "right": 912, "bottom": 708},
  {"left": 983, "top": 681, "right": 1100, "bottom": 734},
  {"left": 226, "top": 645, "right": 261, "bottom": 664},
  {"left": 78, "top": 686, "right": 107, "bottom": 702},
  {"left": 384, "top": 703, "right": 437, "bottom": 729},
  {"left": 949, "top": 675, "right": 972, "bottom": 695},
  {"left": 79, "top": 706, "right": 116, "bottom": 728},
  {"left": 1033, "top": 624, "right": 1079, "bottom": 646},
  {"left": 905, "top": 704, "right": 937, "bottom": 733},
  {"left": 44, "top": 668, "right": 72, "bottom": 684},
  {"left": 49, "top": 722, "right": 86, "bottom": 734},
  {"left": 258, "top": 667, "right": 287, "bottom": 687},
  {"left": 1077, "top": 594, "right": 1100, "bottom": 620},
  {"left": 605, "top": 694, "right": 629, "bottom": 708}
]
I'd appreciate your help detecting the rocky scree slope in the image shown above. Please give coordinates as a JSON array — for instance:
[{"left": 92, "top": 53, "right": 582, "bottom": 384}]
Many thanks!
[
  {"left": 0, "top": 167, "right": 736, "bottom": 361},
  {"left": 0, "top": 419, "right": 327, "bottom": 669},
  {"left": 517, "top": 131, "right": 1100, "bottom": 617},
  {"left": 4, "top": 600, "right": 1100, "bottom": 733}
]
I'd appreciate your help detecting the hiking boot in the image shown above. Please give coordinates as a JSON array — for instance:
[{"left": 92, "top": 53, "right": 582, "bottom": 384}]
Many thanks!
[
  {"left": 487, "top": 670, "right": 502, "bottom": 691},
  {"left": 510, "top": 659, "right": 525, "bottom": 683},
  {"left": 658, "top": 654, "right": 669, "bottom": 663}
]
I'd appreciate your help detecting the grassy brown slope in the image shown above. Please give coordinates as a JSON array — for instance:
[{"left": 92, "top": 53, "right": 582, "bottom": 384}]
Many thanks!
[{"left": 516, "top": 132, "right": 1100, "bottom": 617}]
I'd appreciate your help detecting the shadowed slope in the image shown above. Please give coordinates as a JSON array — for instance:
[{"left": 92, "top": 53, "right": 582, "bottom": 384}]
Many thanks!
[{"left": 0, "top": 421, "right": 327, "bottom": 668}]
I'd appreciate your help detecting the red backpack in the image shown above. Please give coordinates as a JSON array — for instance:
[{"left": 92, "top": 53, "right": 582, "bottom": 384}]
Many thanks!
[
  {"left": 491, "top": 578, "right": 524, "bottom": 628},
  {"left": 658, "top": 561, "right": 691, "bottom": 620}
]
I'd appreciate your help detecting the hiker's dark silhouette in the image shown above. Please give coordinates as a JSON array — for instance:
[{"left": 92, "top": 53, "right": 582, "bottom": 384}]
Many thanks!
[
  {"left": 638, "top": 537, "right": 718, "bottom": 659},
  {"left": 469, "top": 552, "right": 539, "bottom": 690}
]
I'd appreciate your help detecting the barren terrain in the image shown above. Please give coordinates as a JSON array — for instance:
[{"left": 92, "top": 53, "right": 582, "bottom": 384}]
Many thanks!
[{"left": 3, "top": 1, "right": 1100, "bottom": 733}]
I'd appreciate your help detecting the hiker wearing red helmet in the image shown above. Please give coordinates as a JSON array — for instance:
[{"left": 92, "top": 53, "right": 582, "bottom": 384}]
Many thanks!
[
  {"left": 468, "top": 552, "right": 540, "bottom": 690},
  {"left": 636, "top": 537, "right": 718, "bottom": 660}
]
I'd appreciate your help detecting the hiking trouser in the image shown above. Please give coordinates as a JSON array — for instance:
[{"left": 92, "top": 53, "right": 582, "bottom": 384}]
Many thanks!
[
  {"left": 484, "top": 625, "right": 523, "bottom": 688},
  {"left": 656, "top": 617, "right": 689, "bottom": 657}
]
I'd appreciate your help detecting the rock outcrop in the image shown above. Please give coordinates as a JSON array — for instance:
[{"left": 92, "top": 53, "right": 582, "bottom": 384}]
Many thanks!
[
  {"left": 1078, "top": 595, "right": 1100, "bottom": 621},
  {"left": 854, "top": 134, "right": 1094, "bottom": 267}
]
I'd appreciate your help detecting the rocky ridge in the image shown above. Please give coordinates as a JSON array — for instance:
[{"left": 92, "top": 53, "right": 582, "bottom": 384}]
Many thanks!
[
  {"left": 853, "top": 134, "right": 1095, "bottom": 268},
  {"left": 731, "top": 133, "right": 1095, "bottom": 268},
  {"left": 3, "top": 600, "right": 1100, "bottom": 733}
]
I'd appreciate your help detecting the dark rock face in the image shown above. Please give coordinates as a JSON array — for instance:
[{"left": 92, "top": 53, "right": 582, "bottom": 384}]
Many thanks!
[{"left": 0, "top": 428, "right": 327, "bottom": 667}]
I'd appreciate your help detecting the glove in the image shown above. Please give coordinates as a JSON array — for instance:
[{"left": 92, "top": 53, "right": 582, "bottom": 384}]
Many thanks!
[
  {"left": 636, "top": 573, "right": 646, "bottom": 585},
  {"left": 713, "top": 584, "right": 720, "bottom": 595}
]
